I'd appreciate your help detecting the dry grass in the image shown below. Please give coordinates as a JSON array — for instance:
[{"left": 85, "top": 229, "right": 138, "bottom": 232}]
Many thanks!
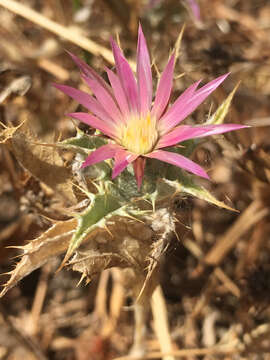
[{"left": 1, "top": 0, "right": 270, "bottom": 359}]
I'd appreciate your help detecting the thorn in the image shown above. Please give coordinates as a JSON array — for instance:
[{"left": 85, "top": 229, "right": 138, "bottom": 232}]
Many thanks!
[
  {"left": 56, "top": 130, "right": 63, "bottom": 143},
  {"left": 71, "top": 181, "right": 93, "bottom": 199},
  {"left": 89, "top": 179, "right": 103, "bottom": 193},
  {"left": 153, "top": 60, "right": 160, "bottom": 79},
  {"left": 119, "top": 210, "right": 145, "bottom": 224},
  {"left": 85, "top": 277, "right": 91, "bottom": 285},
  {"left": 6, "top": 245, "right": 26, "bottom": 250},
  {"left": 28, "top": 141, "right": 60, "bottom": 148},
  {"left": 77, "top": 272, "right": 87, "bottom": 287},
  {"left": 173, "top": 229, "right": 180, "bottom": 242},
  {"left": 207, "top": 101, "right": 214, "bottom": 121},
  {"left": 0, "top": 289, "right": 8, "bottom": 298},
  {"left": 0, "top": 120, "right": 7, "bottom": 129},
  {"left": 0, "top": 271, "right": 14, "bottom": 277},
  {"left": 116, "top": 31, "right": 122, "bottom": 51},
  {"left": 69, "top": 117, "right": 78, "bottom": 129},
  {"left": 151, "top": 199, "right": 156, "bottom": 213},
  {"left": 175, "top": 72, "right": 185, "bottom": 80},
  {"left": 174, "top": 23, "right": 186, "bottom": 62},
  {"left": 103, "top": 224, "right": 113, "bottom": 238},
  {"left": 10, "top": 253, "right": 24, "bottom": 260},
  {"left": 56, "top": 251, "right": 71, "bottom": 273},
  {"left": 38, "top": 213, "right": 58, "bottom": 223}
]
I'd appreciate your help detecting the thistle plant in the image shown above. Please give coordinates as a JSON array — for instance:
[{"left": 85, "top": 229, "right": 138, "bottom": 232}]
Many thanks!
[{"left": 1, "top": 26, "right": 247, "bottom": 355}]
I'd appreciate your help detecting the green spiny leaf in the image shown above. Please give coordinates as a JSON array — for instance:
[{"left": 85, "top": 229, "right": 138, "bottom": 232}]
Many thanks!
[
  {"left": 206, "top": 82, "right": 240, "bottom": 125},
  {"left": 162, "top": 177, "right": 236, "bottom": 211},
  {"left": 61, "top": 192, "right": 123, "bottom": 266},
  {"left": 61, "top": 131, "right": 107, "bottom": 150}
]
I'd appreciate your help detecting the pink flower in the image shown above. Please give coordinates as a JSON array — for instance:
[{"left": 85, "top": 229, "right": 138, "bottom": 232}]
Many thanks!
[{"left": 54, "top": 25, "right": 246, "bottom": 189}]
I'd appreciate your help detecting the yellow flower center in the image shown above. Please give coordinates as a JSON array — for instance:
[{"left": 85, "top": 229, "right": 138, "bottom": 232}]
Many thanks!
[{"left": 120, "top": 113, "right": 158, "bottom": 154}]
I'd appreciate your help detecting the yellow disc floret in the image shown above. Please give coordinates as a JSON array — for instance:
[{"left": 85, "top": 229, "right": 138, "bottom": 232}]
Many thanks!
[{"left": 120, "top": 113, "right": 158, "bottom": 154}]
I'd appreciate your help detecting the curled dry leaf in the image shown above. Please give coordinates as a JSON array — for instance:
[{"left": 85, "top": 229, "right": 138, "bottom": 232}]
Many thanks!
[
  {"left": 10, "top": 121, "right": 77, "bottom": 204},
  {"left": 1, "top": 208, "right": 175, "bottom": 304},
  {"left": 68, "top": 208, "right": 175, "bottom": 304},
  {"left": 0, "top": 218, "right": 77, "bottom": 298}
]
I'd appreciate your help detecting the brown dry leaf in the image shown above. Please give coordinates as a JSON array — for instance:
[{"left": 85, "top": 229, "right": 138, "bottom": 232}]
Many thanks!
[
  {"left": 136, "top": 209, "right": 175, "bottom": 304},
  {"left": 11, "top": 121, "right": 76, "bottom": 204},
  {"left": 0, "top": 214, "right": 154, "bottom": 299},
  {"left": 0, "top": 218, "right": 77, "bottom": 298}
]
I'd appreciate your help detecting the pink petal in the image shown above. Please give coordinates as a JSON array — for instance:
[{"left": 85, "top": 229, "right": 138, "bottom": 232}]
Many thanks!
[
  {"left": 146, "top": 150, "right": 209, "bottom": 179},
  {"left": 67, "top": 112, "right": 118, "bottom": 139},
  {"left": 106, "top": 67, "right": 130, "bottom": 118},
  {"left": 158, "top": 80, "right": 201, "bottom": 133},
  {"left": 192, "top": 123, "right": 249, "bottom": 138},
  {"left": 137, "top": 24, "right": 152, "bottom": 116},
  {"left": 133, "top": 157, "right": 146, "bottom": 189},
  {"left": 53, "top": 83, "right": 114, "bottom": 123},
  {"left": 157, "top": 125, "right": 208, "bottom": 148},
  {"left": 81, "top": 73, "right": 123, "bottom": 125},
  {"left": 110, "top": 38, "right": 139, "bottom": 113},
  {"left": 159, "top": 73, "right": 229, "bottom": 133},
  {"left": 81, "top": 143, "right": 120, "bottom": 168},
  {"left": 112, "top": 150, "right": 138, "bottom": 179},
  {"left": 67, "top": 51, "right": 125, "bottom": 124},
  {"left": 66, "top": 51, "right": 113, "bottom": 95},
  {"left": 151, "top": 54, "right": 175, "bottom": 120},
  {"left": 157, "top": 123, "right": 247, "bottom": 148}
]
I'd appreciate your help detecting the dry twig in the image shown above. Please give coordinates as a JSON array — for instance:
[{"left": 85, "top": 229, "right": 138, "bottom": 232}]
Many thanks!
[{"left": 0, "top": 0, "right": 136, "bottom": 69}]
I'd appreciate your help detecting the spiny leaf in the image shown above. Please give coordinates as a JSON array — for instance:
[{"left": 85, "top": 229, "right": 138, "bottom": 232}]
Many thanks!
[
  {"left": 206, "top": 82, "right": 240, "bottom": 125},
  {"left": 11, "top": 121, "right": 76, "bottom": 204},
  {"left": 61, "top": 192, "right": 124, "bottom": 267},
  {"left": 162, "top": 177, "right": 237, "bottom": 211},
  {"left": 0, "top": 219, "right": 77, "bottom": 298},
  {"left": 61, "top": 130, "right": 107, "bottom": 150}
]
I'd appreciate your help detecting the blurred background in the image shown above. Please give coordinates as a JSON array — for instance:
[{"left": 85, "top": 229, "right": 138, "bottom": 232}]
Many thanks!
[{"left": 1, "top": 0, "right": 270, "bottom": 359}]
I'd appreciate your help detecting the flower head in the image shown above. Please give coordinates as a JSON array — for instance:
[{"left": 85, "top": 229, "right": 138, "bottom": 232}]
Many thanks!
[{"left": 54, "top": 25, "right": 246, "bottom": 188}]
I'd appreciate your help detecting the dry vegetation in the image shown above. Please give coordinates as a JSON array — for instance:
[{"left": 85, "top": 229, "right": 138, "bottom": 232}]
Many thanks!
[{"left": 1, "top": 0, "right": 270, "bottom": 359}]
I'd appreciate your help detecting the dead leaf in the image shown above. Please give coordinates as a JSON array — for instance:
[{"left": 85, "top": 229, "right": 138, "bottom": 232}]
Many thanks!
[
  {"left": 11, "top": 121, "right": 77, "bottom": 204},
  {"left": 0, "top": 218, "right": 77, "bottom": 298}
]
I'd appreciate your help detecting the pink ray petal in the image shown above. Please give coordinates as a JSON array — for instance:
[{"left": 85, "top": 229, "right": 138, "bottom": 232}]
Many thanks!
[
  {"left": 81, "top": 73, "right": 123, "bottom": 125},
  {"left": 81, "top": 143, "right": 120, "bottom": 169},
  {"left": 110, "top": 38, "right": 139, "bottom": 113},
  {"left": 66, "top": 51, "right": 113, "bottom": 95},
  {"left": 158, "top": 80, "right": 201, "bottom": 133},
  {"left": 137, "top": 24, "right": 152, "bottom": 116},
  {"left": 157, "top": 125, "right": 208, "bottom": 148},
  {"left": 151, "top": 54, "right": 175, "bottom": 120},
  {"left": 159, "top": 73, "right": 229, "bottom": 132},
  {"left": 192, "top": 123, "right": 249, "bottom": 138},
  {"left": 112, "top": 150, "right": 138, "bottom": 179},
  {"left": 67, "top": 112, "right": 118, "bottom": 139},
  {"left": 53, "top": 83, "right": 114, "bottom": 123},
  {"left": 133, "top": 157, "right": 146, "bottom": 189},
  {"left": 157, "top": 123, "right": 247, "bottom": 148},
  {"left": 106, "top": 67, "right": 130, "bottom": 118},
  {"left": 146, "top": 150, "right": 209, "bottom": 179}
]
